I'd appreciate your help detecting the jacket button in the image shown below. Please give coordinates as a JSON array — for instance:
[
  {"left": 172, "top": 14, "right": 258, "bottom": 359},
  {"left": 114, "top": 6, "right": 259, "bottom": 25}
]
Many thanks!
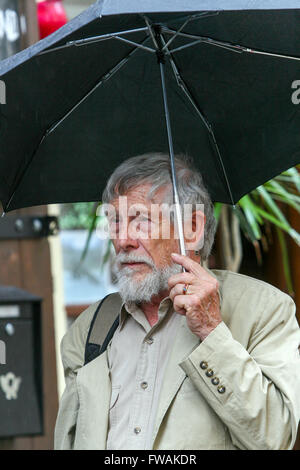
[
  {"left": 205, "top": 368, "right": 214, "bottom": 377},
  {"left": 211, "top": 377, "right": 220, "bottom": 386},
  {"left": 134, "top": 427, "right": 141, "bottom": 434},
  {"left": 217, "top": 385, "right": 226, "bottom": 394},
  {"left": 200, "top": 361, "right": 208, "bottom": 370}
]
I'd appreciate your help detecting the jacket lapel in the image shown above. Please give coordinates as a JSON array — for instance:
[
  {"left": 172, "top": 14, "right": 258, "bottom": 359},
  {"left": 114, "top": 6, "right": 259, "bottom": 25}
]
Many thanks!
[
  {"left": 75, "top": 351, "right": 111, "bottom": 450},
  {"left": 151, "top": 315, "right": 201, "bottom": 447}
]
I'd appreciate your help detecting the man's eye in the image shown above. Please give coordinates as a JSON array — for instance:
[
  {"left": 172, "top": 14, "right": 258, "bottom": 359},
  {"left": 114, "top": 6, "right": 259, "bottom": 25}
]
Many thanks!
[{"left": 138, "top": 215, "right": 151, "bottom": 222}]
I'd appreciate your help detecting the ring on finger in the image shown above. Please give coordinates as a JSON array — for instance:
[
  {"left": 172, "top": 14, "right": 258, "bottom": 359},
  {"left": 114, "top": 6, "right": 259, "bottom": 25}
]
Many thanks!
[{"left": 183, "top": 284, "right": 189, "bottom": 295}]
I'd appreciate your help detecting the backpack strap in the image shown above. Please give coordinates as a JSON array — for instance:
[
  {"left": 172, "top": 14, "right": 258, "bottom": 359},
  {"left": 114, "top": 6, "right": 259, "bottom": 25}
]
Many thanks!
[{"left": 84, "top": 292, "right": 122, "bottom": 365}]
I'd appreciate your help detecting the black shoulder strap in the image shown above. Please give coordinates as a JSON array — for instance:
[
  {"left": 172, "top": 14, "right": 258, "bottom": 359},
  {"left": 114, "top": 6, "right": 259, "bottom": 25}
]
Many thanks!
[{"left": 84, "top": 292, "right": 122, "bottom": 365}]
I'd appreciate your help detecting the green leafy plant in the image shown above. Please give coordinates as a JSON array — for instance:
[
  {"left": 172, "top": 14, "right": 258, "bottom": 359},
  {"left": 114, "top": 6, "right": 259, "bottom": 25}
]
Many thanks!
[
  {"left": 59, "top": 202, "right": 97, "bottom": 230},
  {"left": 215, "top": 166, "right": 300, "bottom": 294}
]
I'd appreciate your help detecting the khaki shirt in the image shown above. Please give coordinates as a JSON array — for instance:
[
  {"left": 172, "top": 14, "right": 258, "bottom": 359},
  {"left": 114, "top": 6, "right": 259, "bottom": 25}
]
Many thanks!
[
  {"left": 54, "top": 270, "right": 300, "bottom": 450},
  {"left": 106, "top": 298, "right": 181, "bottom": 449}
]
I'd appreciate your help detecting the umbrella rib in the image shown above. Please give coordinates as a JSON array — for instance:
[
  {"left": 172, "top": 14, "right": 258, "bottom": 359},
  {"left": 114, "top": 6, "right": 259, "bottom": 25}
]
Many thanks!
[
  {"left": 113, "top": 36, "right": 155, "bottom": 53},
  {"left": 37, "top": 27, "right": 150, "bottom": 55},
  {"left": 4, "top": 36, "right": 151, "bottom": 213},
  {"left": 161, "top": 12, "right": 221, "bottom": 52},
  {"left": 240, "top": 47, "right": 300, "bottom": 62},
  {"left": 169, "top": 38, "right": 242, "bottom": 55},
  {"left": 160, "top": 16, "right": 192, "bottom": 51},
  {"left": 142, "top": 15, "right": 159, "bottom": 49},
  {"left": 172, "top": 64, "right": 235, "bottom": 206},
  {"left": 3, "top": 131, "right": 48, "bottom": 214},
  {"left": 46, "top": 36, "right": 152, "bottom": 135},
  {"left": 164, "top": 28, "right": 300, "bottom": 62},
  {"left": 161, "top": 36, "right": 235, "bottom": 206},
  {"left": 163, "top": 28, "right": 244, "bottom": 55}
]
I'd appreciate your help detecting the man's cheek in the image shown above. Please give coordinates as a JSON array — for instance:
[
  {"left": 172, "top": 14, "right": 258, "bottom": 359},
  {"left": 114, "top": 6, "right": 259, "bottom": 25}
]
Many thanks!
[{"left": 127, "top": 220, "right": 149, "bottom": 240}]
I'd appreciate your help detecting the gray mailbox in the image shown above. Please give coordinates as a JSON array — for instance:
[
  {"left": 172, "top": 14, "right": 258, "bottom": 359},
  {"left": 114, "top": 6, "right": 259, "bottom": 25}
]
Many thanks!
[{"left": 0, "top": 286, "right": 43, "bottom": 438}]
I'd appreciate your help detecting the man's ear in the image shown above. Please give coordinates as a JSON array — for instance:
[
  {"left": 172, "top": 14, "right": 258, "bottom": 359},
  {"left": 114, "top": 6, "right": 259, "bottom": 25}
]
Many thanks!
[{"left": 184, "top": 209, "right": 206, "bottom": 251}]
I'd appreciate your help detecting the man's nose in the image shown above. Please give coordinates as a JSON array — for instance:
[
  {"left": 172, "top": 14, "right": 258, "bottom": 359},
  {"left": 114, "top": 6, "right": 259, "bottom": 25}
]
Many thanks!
[{"left": 117, "top": 223, "right": 139, "bottom": 251}]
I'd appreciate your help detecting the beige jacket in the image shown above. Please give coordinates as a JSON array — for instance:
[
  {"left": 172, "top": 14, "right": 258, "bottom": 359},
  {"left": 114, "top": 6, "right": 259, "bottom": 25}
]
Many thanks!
[{"left": 54, "top": 270, "right": 300, "bottom": 450}]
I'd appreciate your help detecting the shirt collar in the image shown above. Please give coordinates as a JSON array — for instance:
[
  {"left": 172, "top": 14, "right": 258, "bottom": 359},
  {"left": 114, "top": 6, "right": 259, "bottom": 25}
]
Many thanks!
[{"left": 119, "top": 296, "right": 173, "bottom": 331}]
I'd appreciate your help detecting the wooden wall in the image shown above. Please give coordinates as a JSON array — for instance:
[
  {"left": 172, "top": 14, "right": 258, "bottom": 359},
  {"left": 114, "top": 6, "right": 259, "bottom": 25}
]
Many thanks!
[
  {"left": 0, "top": 1, "right": 58, "bottom": 450},
  {"left": 0, "top": 206, "right": 58, "bottom": 450}
]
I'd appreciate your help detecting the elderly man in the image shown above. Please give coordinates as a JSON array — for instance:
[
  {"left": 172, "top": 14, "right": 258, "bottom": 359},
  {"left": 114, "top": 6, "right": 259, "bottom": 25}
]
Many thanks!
[{"left": 55, "top": 153, "right": 300, "bottom": 450}]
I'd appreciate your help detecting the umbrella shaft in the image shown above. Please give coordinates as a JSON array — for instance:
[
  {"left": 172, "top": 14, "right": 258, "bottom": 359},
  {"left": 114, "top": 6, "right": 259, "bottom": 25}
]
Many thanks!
[{"left": 159, "top": 61, "right": 186, "bottom": 259}]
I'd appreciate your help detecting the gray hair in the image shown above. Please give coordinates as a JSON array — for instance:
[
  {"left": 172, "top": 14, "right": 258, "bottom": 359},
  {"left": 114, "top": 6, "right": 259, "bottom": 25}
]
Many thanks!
[{"left": 102, "top": 153, "right": 217, "bottom": 261}]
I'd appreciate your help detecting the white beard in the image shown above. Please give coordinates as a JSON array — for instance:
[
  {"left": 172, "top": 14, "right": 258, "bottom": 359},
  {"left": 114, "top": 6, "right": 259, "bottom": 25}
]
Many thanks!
[{"left": 112, "top": 253, "right": 181, "bottom": 303}]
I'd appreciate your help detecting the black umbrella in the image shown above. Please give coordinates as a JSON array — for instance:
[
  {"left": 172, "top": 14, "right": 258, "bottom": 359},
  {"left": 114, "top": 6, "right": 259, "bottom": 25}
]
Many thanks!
[{"left": 0, "top": 0, "right": 300, "bottom": 254}]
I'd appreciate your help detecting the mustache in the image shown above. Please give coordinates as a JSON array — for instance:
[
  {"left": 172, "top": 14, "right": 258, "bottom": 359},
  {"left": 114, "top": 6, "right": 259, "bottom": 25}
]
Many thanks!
[{"left": 115, "top": 253, "right": 156, "bottom": 269}]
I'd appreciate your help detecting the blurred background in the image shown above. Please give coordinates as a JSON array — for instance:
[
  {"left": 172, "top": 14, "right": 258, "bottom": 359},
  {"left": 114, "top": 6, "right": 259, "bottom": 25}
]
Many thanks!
[{"left": 0, "top": 0, "right": 299, "bottom": 450}]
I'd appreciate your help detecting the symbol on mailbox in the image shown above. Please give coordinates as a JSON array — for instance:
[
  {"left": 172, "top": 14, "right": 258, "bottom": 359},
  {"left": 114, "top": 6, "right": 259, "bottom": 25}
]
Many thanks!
[{"left": 0, "top": 372, "right": 21, "bottom": 400}]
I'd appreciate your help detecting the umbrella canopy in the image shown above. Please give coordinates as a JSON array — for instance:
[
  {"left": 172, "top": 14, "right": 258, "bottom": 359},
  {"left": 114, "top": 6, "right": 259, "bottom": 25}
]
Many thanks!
[{"left": 0, "top": 0, "right": 300, "bottom": 214}]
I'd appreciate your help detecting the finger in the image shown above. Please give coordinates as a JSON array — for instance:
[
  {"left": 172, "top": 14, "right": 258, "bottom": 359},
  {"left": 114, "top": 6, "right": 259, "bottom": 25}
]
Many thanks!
[
  {"left": 171, "top": 294, "right": 187, "bottom": 316},
  {"left": 173, "top": 293, "right": 198, "bottom": 314},
  {"left": 169, "top": 283, "right": 192, "bottom": 302},
  {"left": 172, "top": 253, "right": 220, "bottom": 289},
  {"left": 168, "top": 272, "right": 195, "bottom": 289},
  {"left": 171, "top": 253, "right": 206, "bottom": 277}
]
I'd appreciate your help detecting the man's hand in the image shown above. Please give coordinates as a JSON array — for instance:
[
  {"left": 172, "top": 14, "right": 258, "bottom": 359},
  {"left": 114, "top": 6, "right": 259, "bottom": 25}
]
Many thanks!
[{"left": 169, "top": 253, "right": 222, "bottom": 341}]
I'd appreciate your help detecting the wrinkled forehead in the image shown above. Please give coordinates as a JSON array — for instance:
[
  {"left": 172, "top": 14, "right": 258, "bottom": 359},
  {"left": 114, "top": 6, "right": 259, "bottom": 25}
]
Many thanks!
[{"left": 110, "top": 183, "right": 172, "bottom": 209}]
